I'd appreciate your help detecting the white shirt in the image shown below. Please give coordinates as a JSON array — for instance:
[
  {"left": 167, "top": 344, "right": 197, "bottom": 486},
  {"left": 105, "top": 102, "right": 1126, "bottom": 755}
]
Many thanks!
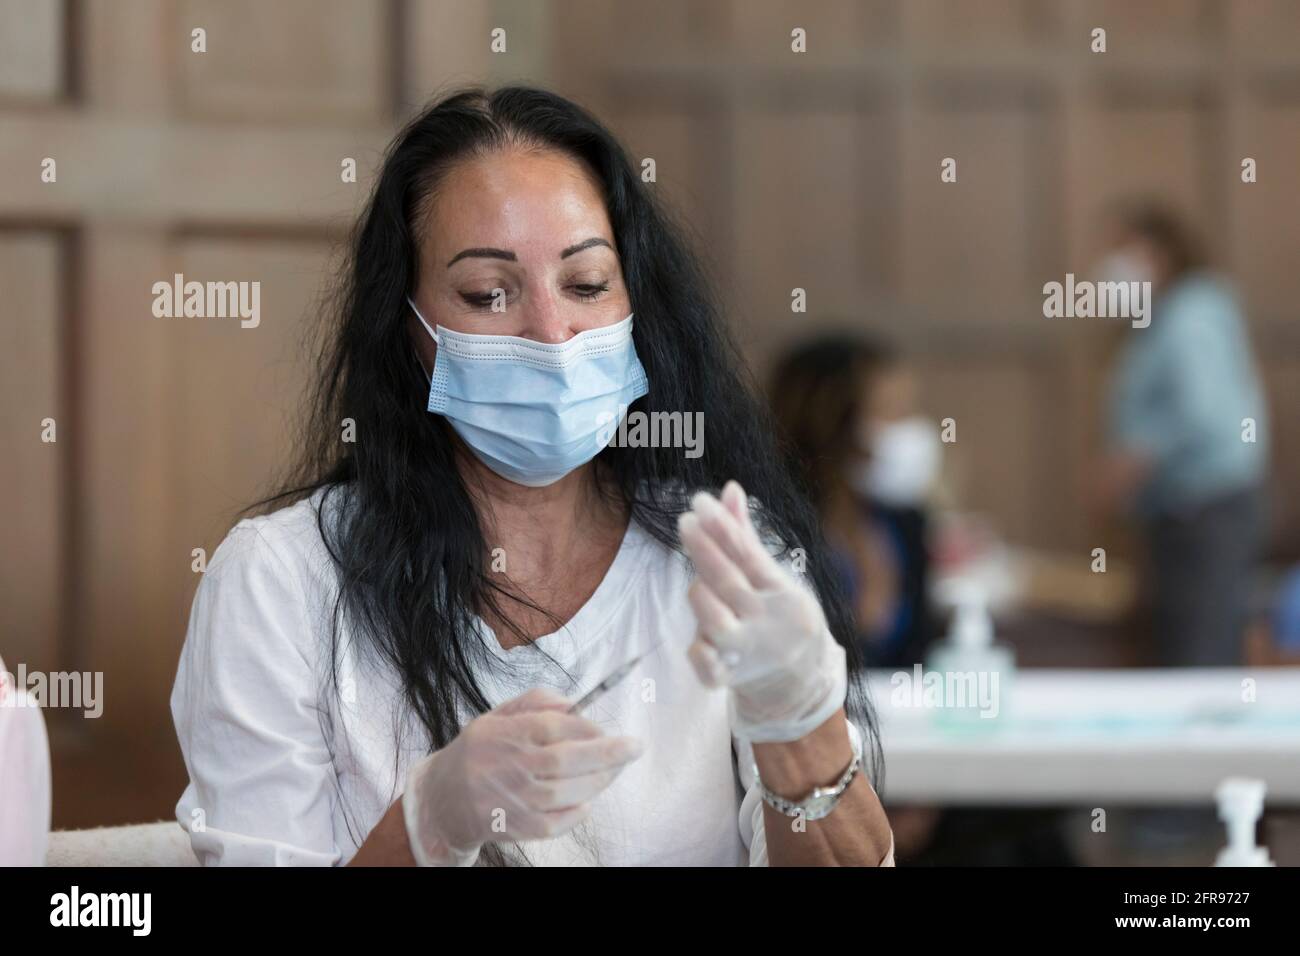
[
  {"left": 170, "top": 489, "right": 883, "bottom": 866},
  {"left": 0, "top": 653, "right": 52, "bottom": 866}
]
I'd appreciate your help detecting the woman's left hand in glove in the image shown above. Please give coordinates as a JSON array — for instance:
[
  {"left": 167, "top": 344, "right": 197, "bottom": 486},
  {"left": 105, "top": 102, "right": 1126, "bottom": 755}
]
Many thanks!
[{"left": 677, "top": 480, "right": 847, "bottom": 742}]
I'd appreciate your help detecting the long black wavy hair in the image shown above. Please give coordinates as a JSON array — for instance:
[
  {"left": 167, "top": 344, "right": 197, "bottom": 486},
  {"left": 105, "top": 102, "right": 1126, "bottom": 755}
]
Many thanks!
[{"left": 253, "top": 84, "right": 882, "bottom": 862}]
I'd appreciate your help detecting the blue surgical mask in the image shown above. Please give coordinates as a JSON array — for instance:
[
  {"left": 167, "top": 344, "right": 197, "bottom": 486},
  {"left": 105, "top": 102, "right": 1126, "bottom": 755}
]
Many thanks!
[{"left": 408, "top": 297, "right": 649, "bottom": 487}]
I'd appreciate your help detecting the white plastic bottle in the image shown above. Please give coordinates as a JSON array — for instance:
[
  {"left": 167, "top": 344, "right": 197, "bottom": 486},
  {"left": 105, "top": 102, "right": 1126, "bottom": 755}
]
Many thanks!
[
  {"left": 1214, "top": 777, "right": 1275, "bottom": 867},
  {"left": 924, "top": 581, "right": 1015, "bottom": 727}
]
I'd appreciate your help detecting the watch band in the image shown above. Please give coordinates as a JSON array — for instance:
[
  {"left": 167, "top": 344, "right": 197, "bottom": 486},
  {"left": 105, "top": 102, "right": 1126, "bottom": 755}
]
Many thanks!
[{"left": 752, "top": 744, "right": 862, "bottom": 822}]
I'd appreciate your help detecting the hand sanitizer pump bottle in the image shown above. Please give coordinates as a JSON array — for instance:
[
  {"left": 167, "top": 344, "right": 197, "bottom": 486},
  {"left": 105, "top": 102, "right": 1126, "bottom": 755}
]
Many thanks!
[
  {"left": 924, "top": 581, "right": 1015, "bottom": 728},
  {"left": 1214, "top": 778, "right": 1274, "bottom": 867}
]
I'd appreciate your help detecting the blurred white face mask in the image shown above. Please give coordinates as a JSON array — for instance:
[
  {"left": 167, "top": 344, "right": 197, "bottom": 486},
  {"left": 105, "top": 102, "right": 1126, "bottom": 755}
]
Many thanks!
[
  {"left": 850, "top": 416, "right": 940, "bottom": 507},
  {"left": 1093, "top": 250, "right": 1154, "bottom": 287}
]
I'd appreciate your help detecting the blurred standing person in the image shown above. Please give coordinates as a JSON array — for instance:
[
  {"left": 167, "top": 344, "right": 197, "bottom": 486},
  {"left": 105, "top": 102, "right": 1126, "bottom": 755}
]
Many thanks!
[
  {"left": 769, "top": 336, "right": 940, "bottom": 670},
  {"left": 1094, "top": 202, "right": 1269, "bottom": 666}
]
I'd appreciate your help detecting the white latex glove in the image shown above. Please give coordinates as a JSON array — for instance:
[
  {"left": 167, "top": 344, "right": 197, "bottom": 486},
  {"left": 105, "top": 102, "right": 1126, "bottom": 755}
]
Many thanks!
[
  {"left": 402, "top": 687, "right": 644, "bottom": 866},
  {"left": 677, "top": 481, "right": 847, "bottom": 743}
]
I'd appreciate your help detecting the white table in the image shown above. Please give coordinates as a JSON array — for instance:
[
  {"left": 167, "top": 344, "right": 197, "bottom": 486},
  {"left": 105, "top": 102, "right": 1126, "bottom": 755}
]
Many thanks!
[{"left": 864, "top": 668, "right": 1300, "bottom": 805}]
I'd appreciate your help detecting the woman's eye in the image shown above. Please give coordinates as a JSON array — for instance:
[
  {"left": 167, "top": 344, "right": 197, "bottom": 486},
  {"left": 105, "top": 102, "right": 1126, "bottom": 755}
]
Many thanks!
[
  {"left": 571, "top": 283, "right": 610, "bottom": 300},
  {"left": 460, "top": 290, "right": 505, "bottom": 309},
  {"left": 458, "top": 283, "right": 609, "bottom": 308}
]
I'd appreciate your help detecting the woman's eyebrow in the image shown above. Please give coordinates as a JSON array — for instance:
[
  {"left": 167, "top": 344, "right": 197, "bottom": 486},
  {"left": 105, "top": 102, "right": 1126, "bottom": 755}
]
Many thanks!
[
  {"left": 560, "top": 237, "right": 613, "bottom": 259},
  {"left": 446, "top": 247, "right": 516, "bottom": 267},
  {"left": 446, "top": 237, "right": 613, "bottom": 268}
]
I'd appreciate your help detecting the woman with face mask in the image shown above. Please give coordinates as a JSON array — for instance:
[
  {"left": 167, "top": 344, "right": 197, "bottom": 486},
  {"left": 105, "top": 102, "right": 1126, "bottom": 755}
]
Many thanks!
[
  {"left": 169, "top": 86, "right": 893, "bottom": 867},
  {"left": 770, "top": 337, "right": 1085, "bottom": 867},
  {"left": 1092, "top": 202, "right": 1269, "bottom": 667},
  {"left": 769, "top": 337, "right": 941, "bottom": 670}
]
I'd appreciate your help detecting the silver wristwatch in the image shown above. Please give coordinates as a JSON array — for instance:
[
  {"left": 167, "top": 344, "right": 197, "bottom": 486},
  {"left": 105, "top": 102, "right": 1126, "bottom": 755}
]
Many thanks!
[{"left": 752, "top": 747, "right": 862, "bottom": 821}]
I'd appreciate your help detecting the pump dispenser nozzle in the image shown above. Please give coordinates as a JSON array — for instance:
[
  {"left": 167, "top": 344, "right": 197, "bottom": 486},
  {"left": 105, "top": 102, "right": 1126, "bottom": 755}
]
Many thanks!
[
  {"left": 949, "top": 581, "right": 993, "bottom": 650},
  {"left": 1214, "top": 777, "right": 1274, "bottom": 867}
]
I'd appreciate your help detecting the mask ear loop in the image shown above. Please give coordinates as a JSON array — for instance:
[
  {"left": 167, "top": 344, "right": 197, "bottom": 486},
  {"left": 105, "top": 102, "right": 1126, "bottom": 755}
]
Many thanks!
[
  {"left": 407, "top": 296, "right": 439, "bottom": 384},
  {"left": 407, "top": 296, "right": 441, "bottom": 345}
]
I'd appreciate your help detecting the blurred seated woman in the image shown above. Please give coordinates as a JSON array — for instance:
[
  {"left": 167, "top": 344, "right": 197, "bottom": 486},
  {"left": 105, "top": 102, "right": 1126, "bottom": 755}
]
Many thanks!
[
  {"left": 769, "top": 339, "right": 1081, "bottom": 866},
  {"left": 769, "top": 336, "right": 940, "bottom": 670}
]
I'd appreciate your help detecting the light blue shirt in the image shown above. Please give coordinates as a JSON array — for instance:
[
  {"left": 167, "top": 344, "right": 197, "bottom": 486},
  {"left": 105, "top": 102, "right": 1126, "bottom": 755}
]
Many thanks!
[{"left": 1109, "top": 273, "right": 1267, "bottom": 516}]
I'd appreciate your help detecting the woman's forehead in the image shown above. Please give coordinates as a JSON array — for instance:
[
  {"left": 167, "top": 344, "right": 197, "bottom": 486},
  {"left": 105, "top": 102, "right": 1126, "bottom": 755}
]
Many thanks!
[{"left": 425, "top": 149, "right": 612, "bottom": 255}]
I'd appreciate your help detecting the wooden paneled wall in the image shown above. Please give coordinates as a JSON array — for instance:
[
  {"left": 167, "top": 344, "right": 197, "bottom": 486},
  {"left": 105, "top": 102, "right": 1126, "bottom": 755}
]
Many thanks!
[
  {"left": 549, "top": 0, "right": 1300, "bottom": 553},
  {"left": 0, "top": 0, "right": 519, "bottom": 825}
]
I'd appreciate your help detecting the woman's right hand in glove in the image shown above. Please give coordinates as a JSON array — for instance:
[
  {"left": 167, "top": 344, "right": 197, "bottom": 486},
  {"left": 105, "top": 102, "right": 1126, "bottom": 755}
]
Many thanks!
[{"left": 402, "top": 687, "right": 645, "bottom": 866}]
